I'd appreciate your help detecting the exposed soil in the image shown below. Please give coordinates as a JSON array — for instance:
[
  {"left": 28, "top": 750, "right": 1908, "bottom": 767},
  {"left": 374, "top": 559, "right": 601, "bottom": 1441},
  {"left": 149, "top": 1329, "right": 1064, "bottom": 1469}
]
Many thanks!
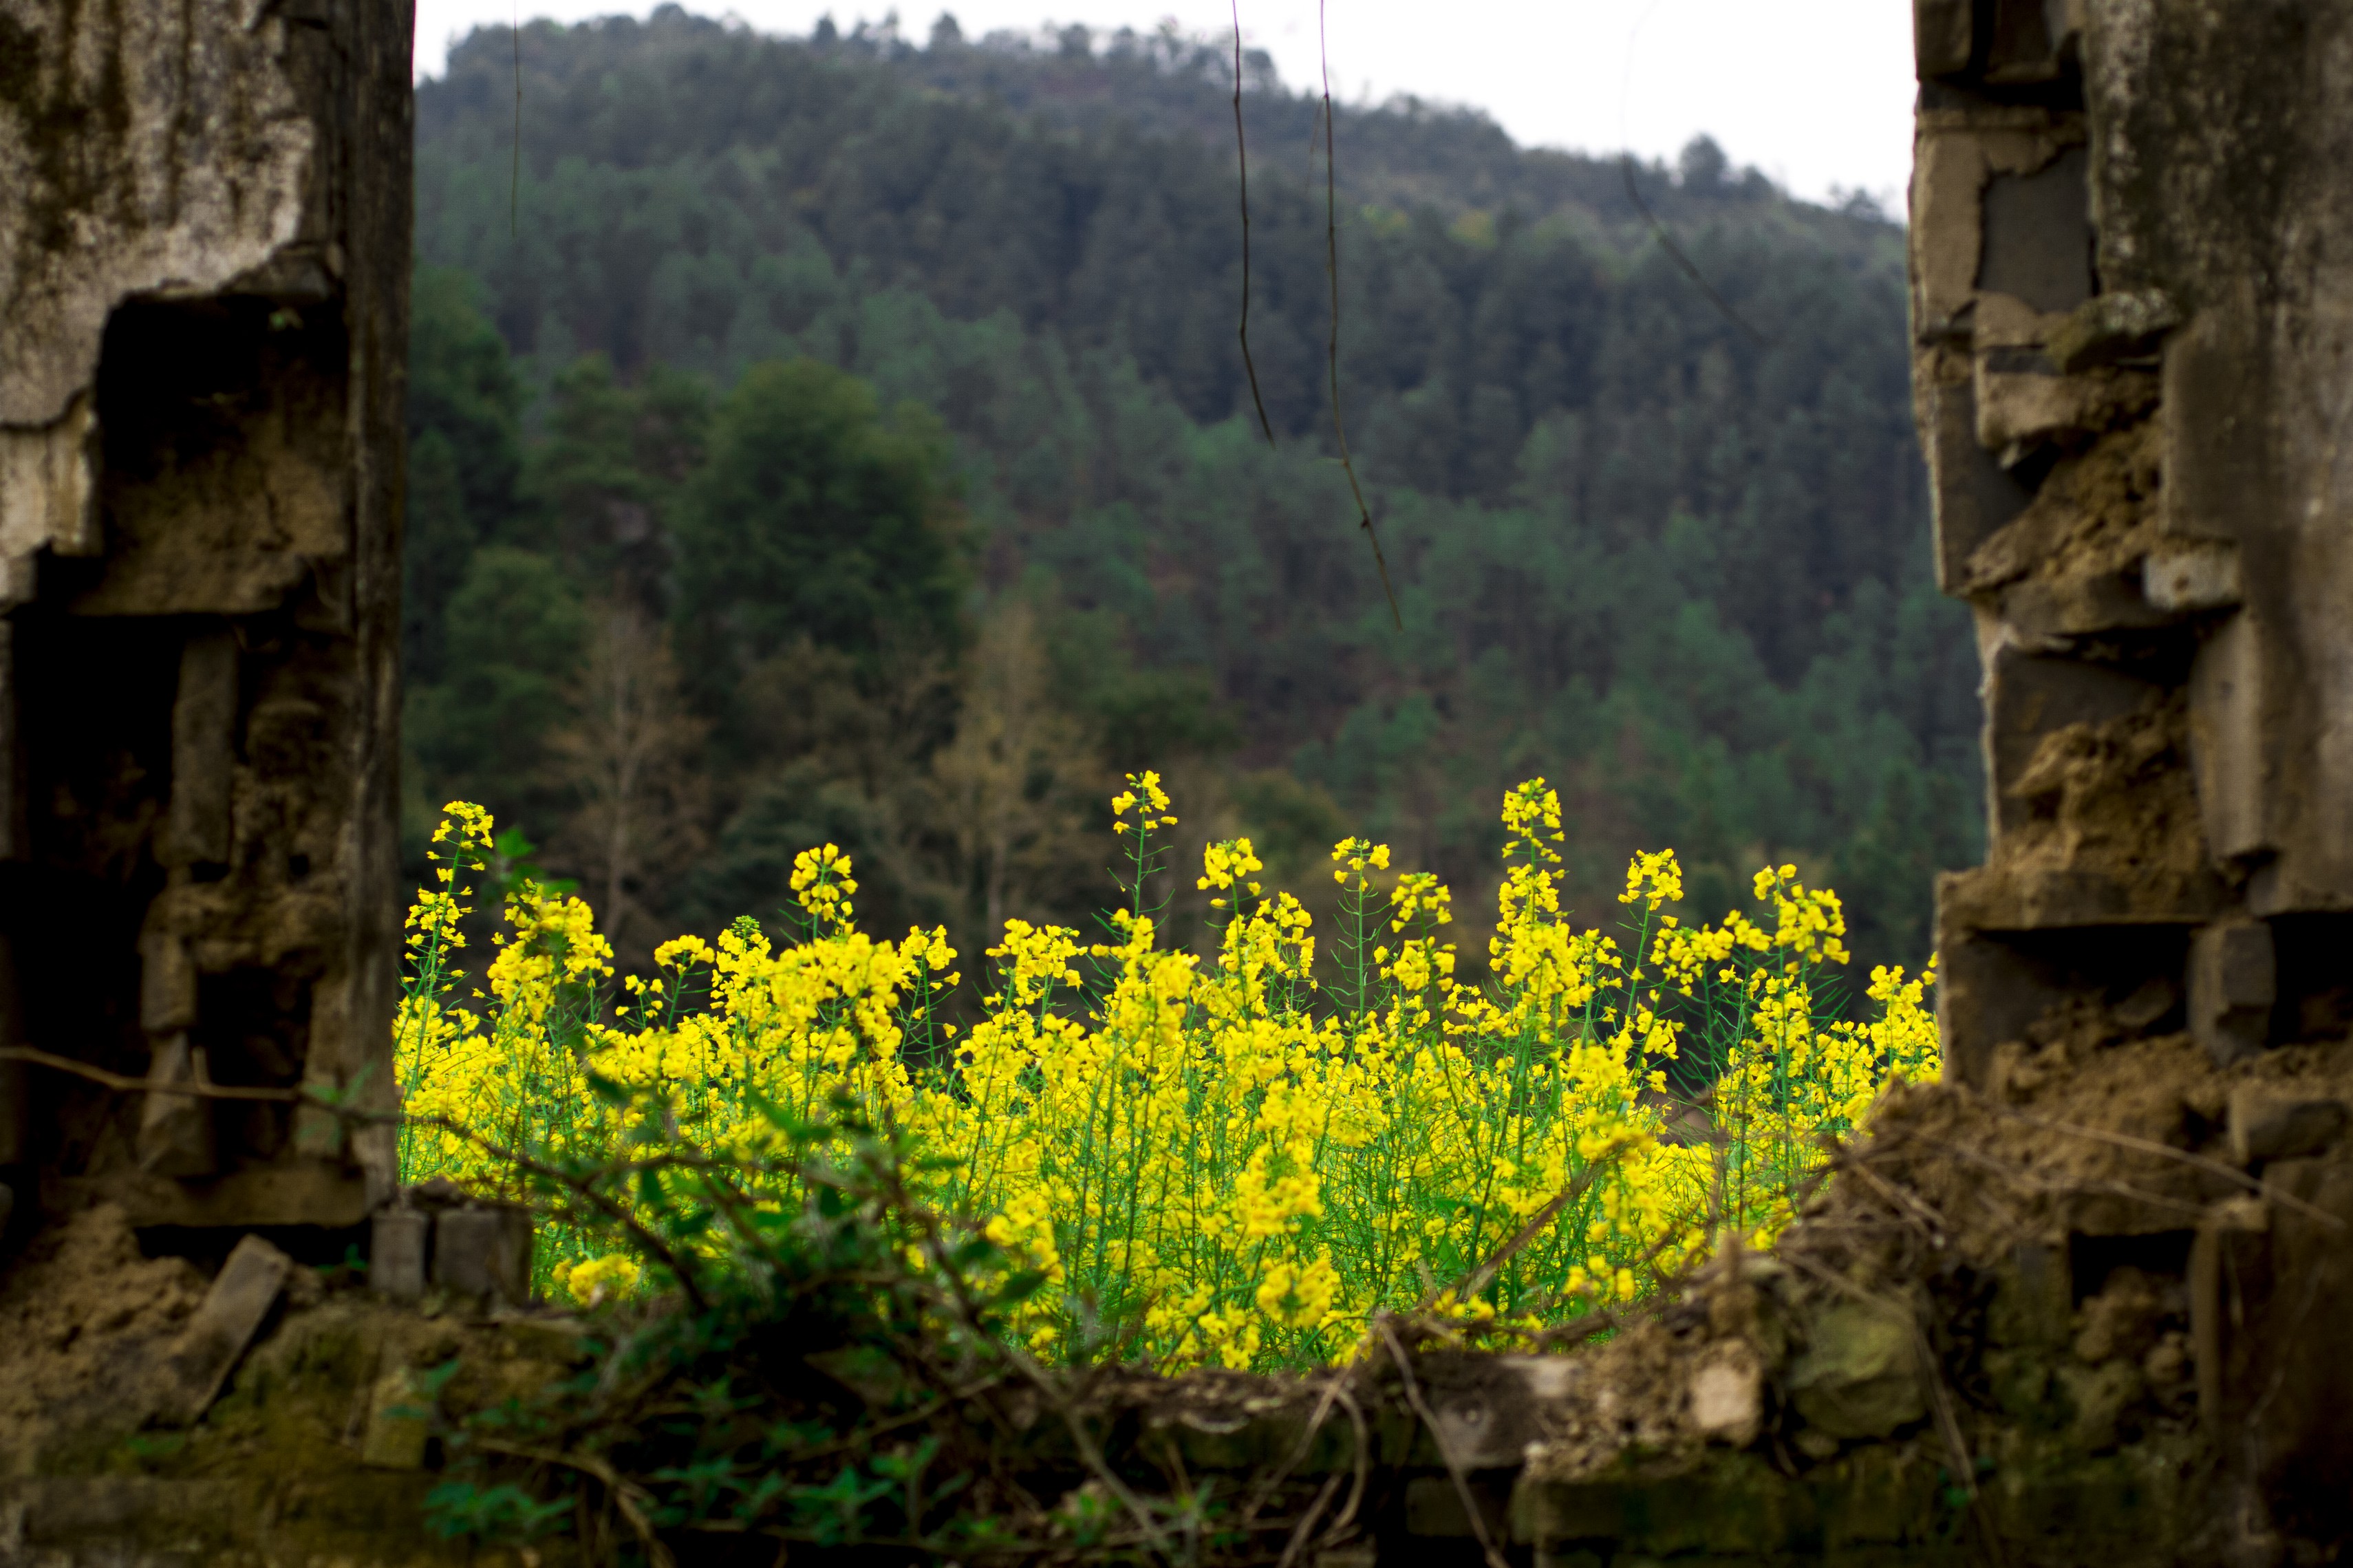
[
  {"left": 1997, "top": 694, "right": 2206, "bottom": 878},
  {"left": 0, "top": 1203, "right": 207, "bottom": 1475},
  {"left": 1964, "top": 419, "right": 2164, "bottom": 594}
]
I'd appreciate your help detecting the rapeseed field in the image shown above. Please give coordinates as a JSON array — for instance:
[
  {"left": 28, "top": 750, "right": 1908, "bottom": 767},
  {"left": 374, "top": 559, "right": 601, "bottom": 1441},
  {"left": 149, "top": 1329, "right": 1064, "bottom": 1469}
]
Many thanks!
[{"left": 394, "top": 776, "right": 1937, "bottom": 1374}]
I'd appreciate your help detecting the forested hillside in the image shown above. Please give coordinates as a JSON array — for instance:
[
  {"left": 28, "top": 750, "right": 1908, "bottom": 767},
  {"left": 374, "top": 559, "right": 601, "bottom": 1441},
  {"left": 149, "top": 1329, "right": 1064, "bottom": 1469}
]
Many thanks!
[{"left": 404, "top": 5, "right": 1979, "bottom": 976}]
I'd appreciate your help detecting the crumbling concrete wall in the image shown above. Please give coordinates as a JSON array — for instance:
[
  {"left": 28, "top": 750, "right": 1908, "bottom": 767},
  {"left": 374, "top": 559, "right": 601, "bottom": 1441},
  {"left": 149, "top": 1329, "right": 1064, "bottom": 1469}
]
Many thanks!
[
  {"left": 0, "top": 0, "right": 411, "bottom": 1236},
  {"left": 1919, "top": 0, "right": 2353, "bottom": 1554}
]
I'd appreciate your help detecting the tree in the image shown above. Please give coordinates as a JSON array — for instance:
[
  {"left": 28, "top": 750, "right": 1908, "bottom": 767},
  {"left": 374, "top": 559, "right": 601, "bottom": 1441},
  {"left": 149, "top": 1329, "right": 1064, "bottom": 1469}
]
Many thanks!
[
  {"left": 407, "top": 546, "right": 586, "bottom": 828},
  {"left": 405, "top": 268, "right": 522, "bottom": 682},
  {"left": 927, "top": 601, "right": 1102, "bottom": 950},
  {"left": 548, "top": 603, "right": 711, "bottom": 964},
  {"left": 674, "top": 358, "right": 967, "bottom": 719},
  {"left": 527, "top": 356, "right": 710, "bottom": 614}
]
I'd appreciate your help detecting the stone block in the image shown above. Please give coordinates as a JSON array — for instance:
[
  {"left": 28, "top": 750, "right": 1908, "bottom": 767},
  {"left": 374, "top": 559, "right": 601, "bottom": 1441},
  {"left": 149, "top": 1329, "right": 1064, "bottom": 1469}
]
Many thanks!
[
  {"left": 160, "top": 1234, "right": 291, "bottom": 1424},
  {"left": 2143, "top": 541, "right": 2241, "bottom": 613},
  {"left": 371, "top": 1207, "right": 428, "bottom": 1303},
  {"left": 2189, "top": 1196, "right": 2269, "bottom": 1425},
  {"left": 1998, "top": 568, "right": 2169, "bottom": 639},
  {"left": 0, "top": 933, "right": 25, "bottom": 1167},
  {"left": 1787, "top": 1302, "right": 1926, "bottom": 1440},
  {"left": 138, "top": 934, "right": 195, "bottom": 1035},
  {"left": 1403, "top": 1474, "right": 1505, "bottom": 1539},
  {"left": 1404, "top": 1352, "right": 1578, "bottom": 1470},
  {"left": 1974, "top": 353, "right": 2157, "bottom": 455},
  {"left": 0, "top": 397, "right": 99, "bottom": 566},
  {"left": 0, "top": 621, "right": 21, "bottom": 860},
  {"left": 1910, "top": 133, "right": 1986, "bottom": 338},
  {"left": 1312, "top": 1550, "right": 1377, "bottom": 1568},
  {"left": 2227, "top": 1085, "right": 2347, "bottom": 1166},
  {"left": 1913, "top": 0, "right": 1972, "bottom": 78},
  {"left": 1160, "top": 1406, "right": 1267, "bottom": 1470},
  {"left": 1690, "top": 1355, "right": 1761, "bottom": 1446},
  {"left": 1988, "top": 1241, "right": 2074, "bottom": 1348},
  {"left": 358, "top": 1366, "right": 433, "bottom": 1470},
  {"left": 2160, "top": 297, "right": 2273, "bottom": 544},
  {"left": 1926, "top": 375, "right": 2037, "bottom": 593},
  {"left": 1511, "top": 1473, "right": 1624, "bottom": 1544},
  {"left": 136, "top": 1033, "right": 217, "bottom": 1178},
  {"left": 167, "top": 630, "right": 238, "bottom": 869},
  {"left": 2187, "top": 611, "right": 2272, "bottom": 866},
  {"left": 1612, "top": 1454, "right": 1800, "bottom": 1557},
  {"left": 1160, "top": 1397, "right": 1357, "bottom": 1475},
  {"left": 1816, "top": 1441, "right": 1935, "bottom": 1547},
  {"left": 2048, "top": 288, "right": 2180, "bottom": 373},
  {"left": 2189, "top": 918, "right": 2275, "bottom": 1066},
  {"left": 1933, "top": 923, "right": 2063, "bottom": 1088},
  {"left": 1977, "top": 146, "right": 2093, "bottom": 314},
  {"left": 432, "top": 1205, "right": 533, "bottom": 1307},
  {"left": 1983, "top": 645, "right": 2153, "bottom": 841},
  {"left": 1937, "top": 863, "right": 2226, "bottom": 932},
  {"left": 1984, "top": 0, "right": 2072, "bottom": 83}
]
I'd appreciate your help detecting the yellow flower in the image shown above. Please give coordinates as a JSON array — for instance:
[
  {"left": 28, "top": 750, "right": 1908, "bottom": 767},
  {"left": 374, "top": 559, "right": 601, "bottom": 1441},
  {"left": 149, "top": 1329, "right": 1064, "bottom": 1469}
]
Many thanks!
[{"left": 394, "top": 785, "right": 1934, "bottom": 1373}]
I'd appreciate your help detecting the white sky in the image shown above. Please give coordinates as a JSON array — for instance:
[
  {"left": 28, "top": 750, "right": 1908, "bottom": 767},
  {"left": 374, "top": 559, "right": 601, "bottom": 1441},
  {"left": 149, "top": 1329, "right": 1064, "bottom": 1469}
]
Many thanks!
[{"left": 414, "top": 1, "right": 1918, "bottom": 210}]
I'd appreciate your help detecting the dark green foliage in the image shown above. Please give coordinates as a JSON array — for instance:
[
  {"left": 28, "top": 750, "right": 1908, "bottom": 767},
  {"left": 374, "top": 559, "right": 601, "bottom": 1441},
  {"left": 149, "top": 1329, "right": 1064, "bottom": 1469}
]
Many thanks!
[
  {"left": 407, "top": 545, "right": 586, "bottom": 824},
  {"left": 406, "top": 267, "right": 524, "bottom": 683},
  {"left": 675, "top": 358, "right": 966, "bottom": 695},
  {"left": 418, "top": 1097, "right": 1128, "bottom": 1561},
  {"left": 525, "top": 354, "right": 709, "bottom": 605}
]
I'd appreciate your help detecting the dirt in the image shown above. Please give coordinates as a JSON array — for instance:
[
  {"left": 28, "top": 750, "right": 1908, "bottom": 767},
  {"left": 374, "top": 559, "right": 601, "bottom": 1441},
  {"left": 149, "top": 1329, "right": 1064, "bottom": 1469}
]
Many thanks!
[
  {"left": 1963, "top": 419, "right": 2164, "bottom": 595},
  {"left": 1995, "top": 692, "right": 2205, "bottom": 877},
  {"left": 0, "top": 1202, "right": 207, "bottom": 1475}
]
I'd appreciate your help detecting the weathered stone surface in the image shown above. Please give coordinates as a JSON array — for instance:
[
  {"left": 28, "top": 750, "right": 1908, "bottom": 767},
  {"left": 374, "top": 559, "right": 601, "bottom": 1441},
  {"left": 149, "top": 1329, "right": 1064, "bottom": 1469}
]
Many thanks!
[
  {"left": 2188, "top": 917, "right": 2275, "bottom": 1065},
  {"left": 0, "top": 7, "right": 316, "bottom": 431},
  {"left": 1979, "top": 643, "right": 2153, "bottom": 843},
  {"left": 134, "top": 1033, "right": 217, "bottom": 1179},
  {"left": 2142, "top": 540, "right": 2241, "bottom": 614},
  {"left": 1980, "top": 149, "right": 2094, "bottom": 312},
  {"left": 2227, "top": 1085, "right": 2347, "bottom": 1166},
  {"left": 1914, "top": 19, "right": 2353, "bottom": 1554},
  {"left": 1785, "top": 1303, "right": 1926, "bottom": 1441},
  {"left": 358, "top": 1366, "right": 433, "bottom": 1471},
  {"left": 1401, "top": 1474, "right": 1505, "bottom": 1539},
  {"left": 1688, "top": 1351, "right": 1762, "bottom": 1446},
  {"left": 166, "top": 630, "right": 238, "bottom": 868},
  {"left": 158, "top": 1234, "right": 291, "bottom": 1426},
  {"left": 1924, "top": 372, "right": 2039, "bottom": 592},
  {"left": 431, "top": 1206, "right": 533, "bottom": 1309},
  {"left": 371, "top": 1207, "right": 429, "bottom": 1304},
  {"left": 0, "top": 0, "right": 411, "bottom": 1229},
  {"left": 2048, "top": 288, "right": 2181, "bottom": 373}
]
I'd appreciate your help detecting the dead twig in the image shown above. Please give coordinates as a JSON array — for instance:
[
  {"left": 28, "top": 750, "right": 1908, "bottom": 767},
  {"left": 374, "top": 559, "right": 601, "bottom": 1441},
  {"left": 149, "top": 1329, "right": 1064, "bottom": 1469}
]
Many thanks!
[
  {"left": 475, "top": 1440, "right": 676, "bottom": 1568},
  {"left": 1, "top": 1044, "right": 304, "bottom": 1102},
  {"left": 1316, "top": 1382, "right": 1373, "bottom": 1554},
  {"left": 1975, "top": 1095, "right": 2345, "bottom": 1231},
  {"left": 1317, "top": 0, "right": 1401, "bottom": 632},
  {"left": 1375, "top": 1315, "right": 1508, "bottom": 1568},
  {"left": 1271, "top": 1473, "right": 1342, "bottom": 1568},
  {"left": 1235, "top": 1366, "right": 1349, "bottom": 1534},
  {"left": 1229, "top": 0, "right": 1276, "bottom": 446},
  {"left": 1618, "top": 153, "right": 1770, "bottom": 348},
  {"left": 1437, "top": 1141, "right": 1633, "bottom": 1308},
  {"left": 1830, "top": 1145, "right": 1949, "bottom": 1246}
]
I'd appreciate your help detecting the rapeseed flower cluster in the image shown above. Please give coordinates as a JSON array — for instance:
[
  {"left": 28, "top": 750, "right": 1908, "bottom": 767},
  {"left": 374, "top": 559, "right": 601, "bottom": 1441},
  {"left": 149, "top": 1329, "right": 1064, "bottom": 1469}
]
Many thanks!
[{"left": 394, "top": 776, "right": 1938, "bottom": 1372}]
